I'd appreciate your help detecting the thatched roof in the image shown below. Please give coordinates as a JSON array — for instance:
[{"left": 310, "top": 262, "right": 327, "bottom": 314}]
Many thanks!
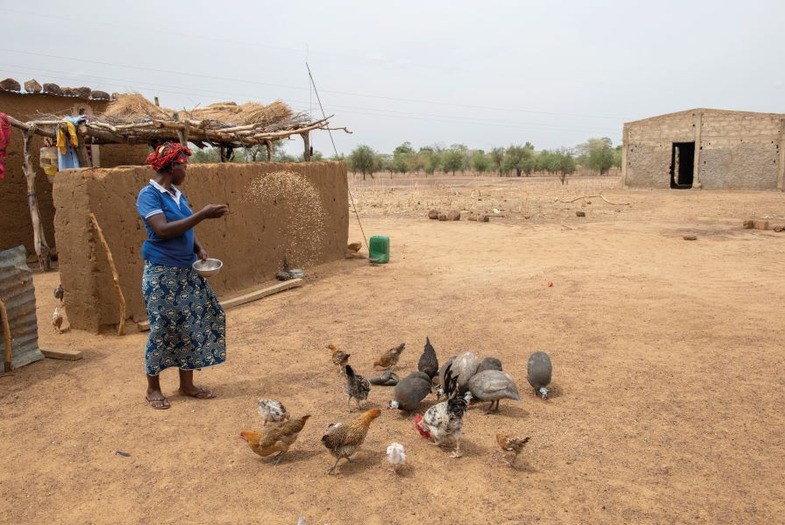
[{"left": 7, "top": 92, "right": 349, "bottom": 150}]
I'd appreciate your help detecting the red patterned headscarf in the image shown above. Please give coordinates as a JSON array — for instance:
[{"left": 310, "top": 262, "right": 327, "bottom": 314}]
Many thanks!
[{"left": 146, "top": 142, "right": 191, "bottom": 172}]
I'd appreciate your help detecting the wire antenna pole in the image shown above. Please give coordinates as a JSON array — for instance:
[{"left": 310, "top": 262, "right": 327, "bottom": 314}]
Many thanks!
[{"left": 306, "top": 61, "right": 369, "bottom": 251}]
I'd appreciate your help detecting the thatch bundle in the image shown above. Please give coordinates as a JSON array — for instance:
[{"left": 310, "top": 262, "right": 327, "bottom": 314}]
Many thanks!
[
  {"left": 188, "top": 100, "right": 295, "bottom": 127},
  {"left": 102, "top": 93, "right": 173, "bottom": 122}
]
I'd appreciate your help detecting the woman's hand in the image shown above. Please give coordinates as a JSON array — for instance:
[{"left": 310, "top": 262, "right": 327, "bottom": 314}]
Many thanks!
[
  {"left": 200, "top": 204, "right": 229, "bottom": 219},
  {"left": 196, "top": 246, "right": 209, "bottom": 261}
]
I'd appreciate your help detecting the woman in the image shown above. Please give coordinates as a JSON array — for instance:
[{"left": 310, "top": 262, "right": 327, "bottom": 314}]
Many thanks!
[{"left": 136, "top": 142, "right": 229, "bottom": 409}]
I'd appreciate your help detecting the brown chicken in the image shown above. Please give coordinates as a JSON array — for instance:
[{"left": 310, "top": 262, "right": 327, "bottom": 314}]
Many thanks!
[
  {"left": 496, "top": 433, "right": 530, "bottom": 467},
  {"left": 347, "top": 242, "right": 362, "bottom": 253},
  {"left": 321, "top": 407, "right": 382, "bottom": 474},
  {"left": 327, "top": 343, "right": 350, "bottom": 373},
  {"left": 240, "top": 414, "right": 311, "bottom": 465},
  {"left": 373, "top": 342, "right": 406, "bottom": 370}
]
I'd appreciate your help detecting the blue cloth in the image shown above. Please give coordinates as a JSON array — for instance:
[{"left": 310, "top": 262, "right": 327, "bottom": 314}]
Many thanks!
[
  {"left": 142, "top": 262, "right": 226, "bottom": 376},
  {"left": 57, "top": 116, "right": 87, "bottom": 170},
  {"left": 136, "top": 181, "right": 196, "bottom": 268}
]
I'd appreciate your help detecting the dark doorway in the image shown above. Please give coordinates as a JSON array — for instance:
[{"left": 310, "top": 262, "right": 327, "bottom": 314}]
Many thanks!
[{"left": 670, "top": 142, "right": 695, "bottom": 189}]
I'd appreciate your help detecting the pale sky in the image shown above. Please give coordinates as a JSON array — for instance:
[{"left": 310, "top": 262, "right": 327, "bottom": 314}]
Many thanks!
[{"left": 2, "top": 0, "right": 783, "bottom": 157}]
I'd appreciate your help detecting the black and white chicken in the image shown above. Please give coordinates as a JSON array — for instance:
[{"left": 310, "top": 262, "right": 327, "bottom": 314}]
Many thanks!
[
  {"left": 343, "top": 364, "right": 370, "bottom": 411},
  {"left": 414, "top": 363, "right": 471, "bottom": 458}
]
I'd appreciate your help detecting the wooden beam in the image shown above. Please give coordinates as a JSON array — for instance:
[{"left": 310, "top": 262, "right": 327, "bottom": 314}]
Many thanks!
[
  {"left": 41, "top": 348, "right": 83, "bottom": 361},
  {"left": 89, "top": 213, "right": 127, "bottom": 336},
  {"left": 136, "top": 279, "right": 303, "bottom": 332},
  {"left": 22, "top": 129, "right": 51, "bottom": 271}
]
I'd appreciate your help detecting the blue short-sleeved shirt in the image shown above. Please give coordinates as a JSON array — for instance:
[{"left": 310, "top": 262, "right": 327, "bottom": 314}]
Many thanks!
[{"left": 136, "top": 180, "right": 196, "bottom": 268}]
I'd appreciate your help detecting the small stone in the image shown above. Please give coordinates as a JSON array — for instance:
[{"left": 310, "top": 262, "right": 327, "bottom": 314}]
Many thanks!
[
  {"left": 43, "top": 83, "right": 63, "bottom": 96},
  {"left": 682, "top": 235, "right": 697, "bottom": 241},
  {"left": 478, "top": 215, "right": 489, "bottom": 222},
  {"left": 742, "top": 220, "right": 754, "bottom": 229},
  {"left": 438, "top": 213, "right": 447, "bottom": 221},
  {"left": 427, "top": 209, "right": 439, "bottom": 219},
  {"left": 447, "top": 210, "right": 461, "bottom": 221},
  {"left": 74, "top": 87, "right": 92, "bottom": 99},
  {"left": 576, "top": 211, "right": 586, "bottom": 217}
]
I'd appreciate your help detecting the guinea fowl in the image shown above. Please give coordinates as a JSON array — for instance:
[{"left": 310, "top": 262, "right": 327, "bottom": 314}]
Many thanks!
[
  {"left": 435, "top": 356, "right": 456, "bottom": 399},
  {"left": 467, "top": 370, "right": 521, "bottom": 413},
  {"left": 387, "top": 371, "right": 432, "bottom": 412},
  {"left": 450, "top": 351, "right": 480, "bottom": 394},
  {"left": 417, "top": 337, "right": 439, "bottom": 380},
  {"left": 526, "top": 351, "right": 553, "bottom": 399},
  {"left": 476, "top": 357, "right": 503, "bottom": 373},
  {"left": 343, "top": 365, "right": 371, "bottom": 411}
]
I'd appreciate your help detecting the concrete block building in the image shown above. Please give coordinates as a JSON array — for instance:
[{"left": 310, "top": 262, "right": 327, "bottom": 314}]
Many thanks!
[{"left": 621, "top": 109, "right": 785, "bottom": 190}]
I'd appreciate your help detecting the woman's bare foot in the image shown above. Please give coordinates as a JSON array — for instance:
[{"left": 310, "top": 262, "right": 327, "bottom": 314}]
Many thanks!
[
  {"left": 145, "top": 390, "right": 171, "bottom": 409},
  {"left": 178, "top": 385, "right": 215, "bottom": 399}
]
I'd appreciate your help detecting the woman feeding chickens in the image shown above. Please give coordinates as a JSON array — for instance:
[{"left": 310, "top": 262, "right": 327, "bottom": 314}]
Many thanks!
[{"left": 136, "top": 142, "right": 229, "bottom": 409}]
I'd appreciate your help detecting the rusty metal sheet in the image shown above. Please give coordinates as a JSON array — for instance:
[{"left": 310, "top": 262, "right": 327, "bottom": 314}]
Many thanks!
[{"left": 0, "top": 245, "right": 44, "bottom": 369}]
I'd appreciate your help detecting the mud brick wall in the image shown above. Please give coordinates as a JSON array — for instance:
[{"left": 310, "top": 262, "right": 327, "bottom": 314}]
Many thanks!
[
  {"left": 622, "top": 110, "right": 784, "bottom": 190},
  {"left": 52, "top": 161, "right": 349, "bottom": 333},
  {"left": 0, "top": 91, "right": 148, "bottom": 254}
]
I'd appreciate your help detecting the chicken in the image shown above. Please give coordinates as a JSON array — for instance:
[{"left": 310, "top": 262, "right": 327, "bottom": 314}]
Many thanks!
[
  {"left": 386, "top": 442, "right": 406, "bottom": 473},
  {"left": 347, "top": 242, "right": 362, "bottom": 253},
  {"left": 527, "top": 351, "right": 553, "bottom": 399},
  {"left": 496, "top": 434, "right": 530, "bottom": 467},
  {"left": 387, "top": 371, "right": 432, "bottom": 412},
  {"left": 417, "top": 336, "right": 439, "bottom": 380},
  {"left": 435, "top": 356, "right": 456, "bottom": 399},
  {"left": 257, "top": 399, "right": 289, "bottom": 426},
  {"left": 53, "top": 283, "right": 64, "bottom": 303},
  {"left": 321, "top": 407, "right": 382, "bottom": 474},
  {"left": 240, "top": 414, "right": 311, "bottom": 465},
  {"left": 343, "top": 364, "right": 370, "bottom": 411},
  {"left": 327, "top": 343, "right": 350, "bottom": 373},
  {"left": 52, "top": 306, "right": 63, "bottom": 333},
  {"left": 414, "top": 364, "right": 470, "bottom": 458},
  {"left": 467, "top": 370, "right": 521, "bottom": 413},
  {"left": 373, "top": 342, "right": 406, "bottom": 370}
]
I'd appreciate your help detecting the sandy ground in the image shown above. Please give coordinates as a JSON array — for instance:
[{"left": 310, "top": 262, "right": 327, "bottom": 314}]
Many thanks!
[{"left": 3, "top": 174, "right": 785, "bottom": 524}]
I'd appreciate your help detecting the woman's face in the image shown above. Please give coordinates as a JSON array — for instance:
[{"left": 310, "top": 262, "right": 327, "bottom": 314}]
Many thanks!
[{"left": 171, "top": 162, "right": 187, "bottom": 185}]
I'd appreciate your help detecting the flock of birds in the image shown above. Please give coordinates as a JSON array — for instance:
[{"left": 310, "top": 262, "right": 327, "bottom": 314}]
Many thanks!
[{"left": 240, "top": 337, "right": 554, "bottom": 474}]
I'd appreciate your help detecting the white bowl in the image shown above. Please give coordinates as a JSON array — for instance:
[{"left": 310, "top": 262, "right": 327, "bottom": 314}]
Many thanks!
[{"left": 192, "top": 258, "right": 223, "bottom": 277}]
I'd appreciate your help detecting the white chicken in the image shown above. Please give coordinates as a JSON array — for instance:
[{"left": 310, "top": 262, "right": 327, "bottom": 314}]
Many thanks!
[
  {"left": 257, "top": 399, "right": 290, "bottom": 426},
  {"left": 386, "top": 442, "right": 406, "bottom": 473},
  {"left": 414, "top": 364, "right": 471, "bottom": 458},
  {"left": 52, "top": 306, "right": 63, "bottom": 333}
]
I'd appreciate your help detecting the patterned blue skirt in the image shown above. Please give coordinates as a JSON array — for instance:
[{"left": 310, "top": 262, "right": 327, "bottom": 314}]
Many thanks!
[{"left": 142, "top": 262, "right": 226, "bottom": 376}]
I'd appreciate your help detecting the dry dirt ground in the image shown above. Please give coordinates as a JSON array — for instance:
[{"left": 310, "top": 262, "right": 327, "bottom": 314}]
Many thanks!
[{"left": 3, "top": 174, "right": 785, "bottom": 525}]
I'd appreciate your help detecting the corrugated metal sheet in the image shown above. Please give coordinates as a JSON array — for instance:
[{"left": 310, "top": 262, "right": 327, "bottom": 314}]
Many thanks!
[{"left": 0, "top": 245, "right": 44, "bottom": 369}]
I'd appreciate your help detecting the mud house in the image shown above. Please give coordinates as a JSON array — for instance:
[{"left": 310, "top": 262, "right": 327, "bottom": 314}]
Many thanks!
[
  {"left": 621, "top": 109, "right": 785, "bottom": 190},
  {"left": 1, "top": 80, "right": 350, "bottom": 334}
]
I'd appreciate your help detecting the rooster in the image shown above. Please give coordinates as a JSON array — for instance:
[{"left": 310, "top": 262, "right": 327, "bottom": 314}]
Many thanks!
[
  {"left": 240, "top": 414, "right": 311, "bottom": 465},
  {"left": 414, "top": 363, "right": 471, "bottom": 458},
  {"left": 257, "top": 399, "right": 289, "bottom": 426},
  {"left": 496, "top": 434, "right": 530, "bottom": 467},
  {"left": 343, "top": 364, "right": 370, "bottom": 411},
  {"left": 53, "top": 283, "right": 64, "bottom": 303},
  {"left": 321, "top": 408, "right": 382, "bottom": 474},
  {"left": 327, "top": 343, "right": 350, "bottom": 373},
  {"left": 374, "top": 342, "right": 406, "bottom": 370}
]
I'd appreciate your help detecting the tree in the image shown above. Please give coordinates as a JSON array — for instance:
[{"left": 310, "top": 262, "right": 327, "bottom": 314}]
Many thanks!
[
  {"left": 418, "top": 146, "right": 442, "bottom": 175},
  {"left": 347, "top": 145, "right": 377, "bottom": 180},
  {"left": 502, "top": 143, "right": 534, "bottom": 177},
  {"left": 556, "top": 148, "right": 576, "bottom": 184},
  {"left": 392, "top": 142, "right": 415, "bottom": 174},
  {"left": 489, "top": 147, "right": 505, "bottom": 176},
  {"left": 578, "top": 137, "right": 615, "bottom": 175},
  {"left": 470, "top": 149, "right": 490, "bottom": 174},
  {"left": 442, "top": 144, "right": 467, "bottom": 175},
  {"left": 190, "top": 147, "right": 220, "bottom": 163}
]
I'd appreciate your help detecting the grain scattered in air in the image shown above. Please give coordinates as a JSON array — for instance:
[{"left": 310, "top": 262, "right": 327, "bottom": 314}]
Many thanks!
[{"left": 245, "top": 171, "right": 326, "bottom": 267}]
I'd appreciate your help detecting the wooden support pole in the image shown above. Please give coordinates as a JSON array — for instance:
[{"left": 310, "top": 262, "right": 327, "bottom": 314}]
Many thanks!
[
  {"left": 265, "top": 140, "right": 273, "bottom": 161},
  {"left": 75, "top": 123, "right": 91, "bottom": 167},
  {"left": 89, "top": 213, "right": 127, "bottom": 336},
  {"left": 302, "top": 131, "right": 311, "bottom": 162},
  {"left": 692, "top": 112, "right": 703, "bottom": 190},
  {"left": 22, "top": 129, "right": 51, "bottom": 272},
  {"left": 0, "top": 298, "right": 13, "bottom": 372}
]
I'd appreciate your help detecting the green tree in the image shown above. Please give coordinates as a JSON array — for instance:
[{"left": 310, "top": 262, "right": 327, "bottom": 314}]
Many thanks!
[
  {"left": 470, "top": 149, "right": 490, "bottom": 174},
  {"left": 190, "top": 147, "right": 220, "bottom": 163},
  {"left": 489, "top": 147, "right": 505, "bottom": 176},
  {"left": 502, "top": 143, "right": 534, "bottom": 177},
  {"left": 556, "top": 148, "right": 576, "bottom": 184},
  {"left": 392, "top": 142, "right": 415, "bottom": 173},
  {"left": 347, "top": 145, "right": 377, "bottom": 180},
  {"left": 442, "top": 144, "right": 467, "bottom": 175},
  {"left": 418, "top": 146, "right": 442, "bottom": 175},
  {"left": 578, "top": 137, "right": 615, "bottom": 175}
]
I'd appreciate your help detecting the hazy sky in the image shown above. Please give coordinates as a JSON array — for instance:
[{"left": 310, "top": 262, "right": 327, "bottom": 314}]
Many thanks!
[{"left": 2, "top": 0, "right": 783, "bottom": 156}]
